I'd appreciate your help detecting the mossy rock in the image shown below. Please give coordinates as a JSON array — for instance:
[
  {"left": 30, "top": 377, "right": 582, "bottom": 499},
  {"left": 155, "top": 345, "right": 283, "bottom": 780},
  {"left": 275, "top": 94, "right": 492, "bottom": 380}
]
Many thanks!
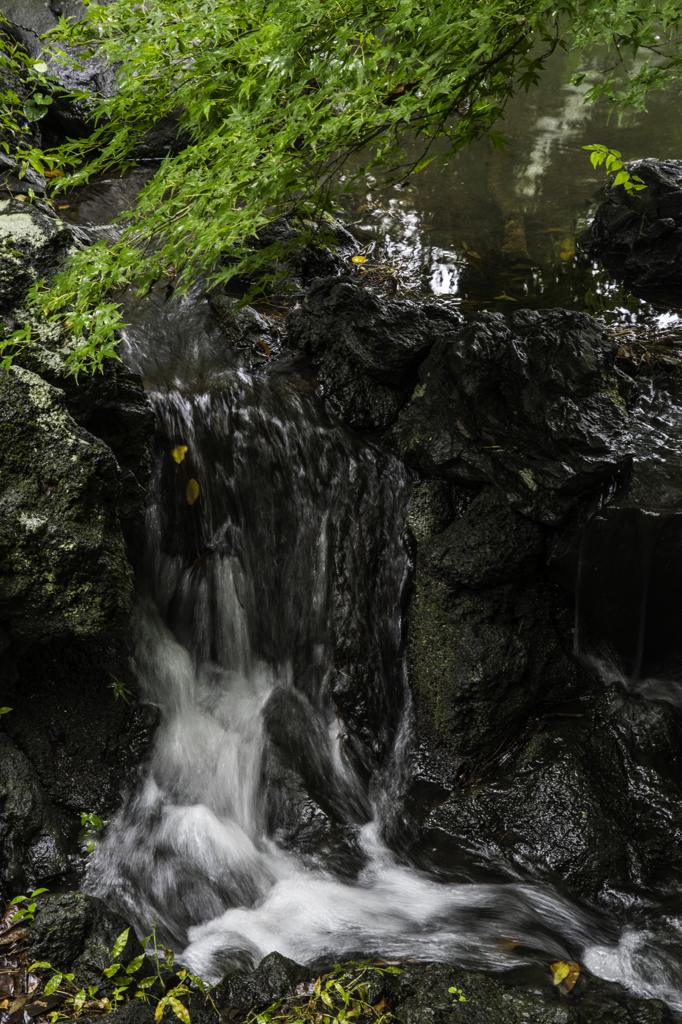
[{"left": 0, "top": 364, "right": 133, "bottom": 641}]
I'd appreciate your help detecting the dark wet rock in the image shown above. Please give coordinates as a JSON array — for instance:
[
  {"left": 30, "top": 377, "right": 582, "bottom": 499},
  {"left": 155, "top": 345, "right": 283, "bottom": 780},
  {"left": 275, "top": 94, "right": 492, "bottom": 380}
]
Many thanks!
[
  {"left": 287, "top": 277, "right": 462, "bottom": 431},
  {"left": 213, "top": 956, "right": 671, "bottom": 1024},
  {"left": 132, "top": 114, "right": 192, "bottom": 159},
  {"left": 391, "top": 308, "right": 632, "bottom": 524},
  {"left": 265, "top": 761, "right": 367, "bottom": 878},
  {"left": 217, "top": 952, "right": 310, "bottom": 1011},
  {"left": 30, "top": 356, "right": 154, "bottom": 539},
  {"left": 0, "top": 364, "right": 133, "bottom": 642},
  {"left": 61, "top": 1003, "right": 156, "bottom": 1024},
  {"left": 408, "top": 487, "right": 583, "bottom": 765},
  {"left": 617, "top": 375, "right": 682, "bottom": 514},
  {"left": 0, "top": 635, "right": 157, "bottom": 819},
  {"left": 28, "top": 893, "right": 144, "bottom": 989},
  {"left": 406, "top": 480, "right": 456, "bottom": 544},
  {"left": 0, "top": 188, "right": 155, "bottom": 901},
  {"left": 0, "top": 195, "right": 153, "bottom": 540},
  {"left": 409, "top": 577, "right": 582, "bottom": 768},
  {"left": 2, "top": 0, "right": 118, "bottom": 144},
  {"left": 0, "top": 153, "right": 46, "bottom": 198},
  {"left": 389, "top": 961, "right": 672, "bottom": 1024},
  {"left": 207, "top": 294, "right": 282, "bottom": 370},
  {"left": 586, "top": 159, "right": 682, "bottom": 295},
  {"left": 428, "top": 689, "right": 682, "bottom": 902},
  {"left": 0, "top": 731, "right": 70, "bottom": 891},
  {"left": 254, "top": 217, "right": 357, "bottom": 291},
  {"left": 422, "top": 488, "right": 543, "bottom": 590}
]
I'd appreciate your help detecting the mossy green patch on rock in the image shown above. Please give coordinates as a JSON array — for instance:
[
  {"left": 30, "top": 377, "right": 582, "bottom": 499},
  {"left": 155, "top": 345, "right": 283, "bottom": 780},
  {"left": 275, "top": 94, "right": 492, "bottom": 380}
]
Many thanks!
[
  {"left": 0, "top": 364, "right": 133, "bottom": 641},
  {"left": 0, "top": 197, "right": 84, "bottom": 316},
  {"left": 408, "top": 489, "right": 583, "bottom": 765}
]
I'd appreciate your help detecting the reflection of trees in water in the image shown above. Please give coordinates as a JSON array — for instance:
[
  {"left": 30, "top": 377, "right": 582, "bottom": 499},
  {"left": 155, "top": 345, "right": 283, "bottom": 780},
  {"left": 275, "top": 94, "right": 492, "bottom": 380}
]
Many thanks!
[{"left": 338, "top": 45, "right": 682, "bottom": 320}]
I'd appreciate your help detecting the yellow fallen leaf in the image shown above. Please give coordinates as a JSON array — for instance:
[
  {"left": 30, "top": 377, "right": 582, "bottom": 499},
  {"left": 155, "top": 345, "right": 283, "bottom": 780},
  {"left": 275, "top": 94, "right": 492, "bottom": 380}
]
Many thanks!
[
  {"left": 557, "top": 237, "right": 576, "bottom": 261},
  {"left": 351, "top": 255, "right": 366, "bottom": 263},
  {"left": 171, "top": 445, "right": 188, "bottom": 464},
  {"left": 186, "top": 479, "right": 200, "bottom": 505},
  {"left": 466, "top": 251, "right": 482, "bottom": 259},
  {"left": 550, "top": 960, "right": 581, "bottom": 993},
  {"left": 494, "top": 293, "right": 517, "bottom": 301}
]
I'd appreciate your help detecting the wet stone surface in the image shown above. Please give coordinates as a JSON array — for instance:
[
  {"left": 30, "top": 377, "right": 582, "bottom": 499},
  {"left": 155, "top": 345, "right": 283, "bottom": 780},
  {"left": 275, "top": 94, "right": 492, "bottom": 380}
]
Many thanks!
[
  {"left": 287, "top": 276, "right": 461, "bottom": 430},
  {"left": 586, "top": 159, "right": 682, "bottom": 296}
]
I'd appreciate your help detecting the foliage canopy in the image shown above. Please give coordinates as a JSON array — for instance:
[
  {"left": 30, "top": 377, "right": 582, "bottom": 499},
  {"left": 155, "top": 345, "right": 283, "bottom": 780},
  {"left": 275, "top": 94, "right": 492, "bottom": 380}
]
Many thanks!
[{"left": 3, "top": 0, "right": 682, "bottom": 371}]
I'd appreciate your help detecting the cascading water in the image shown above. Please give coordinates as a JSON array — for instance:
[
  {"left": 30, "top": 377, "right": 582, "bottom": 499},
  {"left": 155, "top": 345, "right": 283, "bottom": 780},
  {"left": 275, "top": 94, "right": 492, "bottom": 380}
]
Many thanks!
[{"left": 84, "top": 286, "right": 682, "bottom": 1009}]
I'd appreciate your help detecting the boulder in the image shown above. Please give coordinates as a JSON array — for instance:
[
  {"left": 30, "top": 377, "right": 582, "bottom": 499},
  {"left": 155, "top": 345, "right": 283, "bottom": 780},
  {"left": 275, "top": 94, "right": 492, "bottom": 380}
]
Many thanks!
[
  {"left": 217, "top": 951, "right": 310, "bottom": 1012},
  {"left": 0, "top": 732, "right": 70, "bottom": 890},
  {"left": 420, "top": 488, "right": 543, "bottom": 590},
  {"left": 207, "top": 294, "right": 282, "bottom": 371},
  {"left": 391, "top": 308, "right": 632, "bottom": 524},
  {"left": 389, "top": 960, "right": 672, "bottom": 1024},
  {"left": 0, "top": 364, "right": 133, "bottom": 642},
  {"left": 428, "top": 688, "right": 682, "bottom": 903},
  {"left": 28, "top": 892, "right": 144, "bottom": 990},
  {"left": 586, "top": 159, "right": 682, "bottom": 295},
  {"left": 287, "top": 277, "right": 462, "bottom": 430},
  {"left": 408, "top": 486, "right": 584, "bottom": 765},
  {"left": 0, "top": 196, "right": 87, "bottom": 313},
  {"left": 0, "top": 635, "right": 157, "bottom": 821}
]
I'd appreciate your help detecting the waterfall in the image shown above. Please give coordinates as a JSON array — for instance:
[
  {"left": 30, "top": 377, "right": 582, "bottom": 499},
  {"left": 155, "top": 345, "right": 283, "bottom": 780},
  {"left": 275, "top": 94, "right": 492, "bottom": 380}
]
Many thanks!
[{"left": 85, "top": 287, "right": 682, "bottom": 1006}]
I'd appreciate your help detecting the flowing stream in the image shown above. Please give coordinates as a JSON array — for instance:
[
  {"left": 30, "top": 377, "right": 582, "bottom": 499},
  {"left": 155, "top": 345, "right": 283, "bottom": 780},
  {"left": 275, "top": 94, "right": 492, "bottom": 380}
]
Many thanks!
[
  {"left": 69, "top": 41, "right": 682, "bottom": 1014},
  {"left": 72, "top": 284, "right": 682, "bottom": 1011},
  {"left": 86, "top": 288, "right": 602, "bottom": 983}
]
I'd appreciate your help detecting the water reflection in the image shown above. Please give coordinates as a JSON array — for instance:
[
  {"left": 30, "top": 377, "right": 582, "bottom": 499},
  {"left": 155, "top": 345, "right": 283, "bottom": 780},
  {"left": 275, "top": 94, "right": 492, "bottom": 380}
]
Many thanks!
[{"left": 335, "top": 45, "right": 682, "bottom": 324}]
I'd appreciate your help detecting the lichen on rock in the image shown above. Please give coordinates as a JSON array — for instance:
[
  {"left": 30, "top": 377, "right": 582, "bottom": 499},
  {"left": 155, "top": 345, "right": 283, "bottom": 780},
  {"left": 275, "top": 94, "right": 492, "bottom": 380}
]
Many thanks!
[{"left": 0, "top": 363, "right": 134, "bottom": 641}]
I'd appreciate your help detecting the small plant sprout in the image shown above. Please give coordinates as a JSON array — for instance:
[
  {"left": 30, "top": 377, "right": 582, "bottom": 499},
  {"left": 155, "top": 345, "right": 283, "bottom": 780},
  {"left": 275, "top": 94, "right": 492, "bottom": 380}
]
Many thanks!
[
  {"left": 109, "top": 675, "right": 133, "bottom": 705},
  {"left": 583, "top": 145, "right": 647, "bottom": 193},
  {"left": 449, "top": 986, "right": 467, "bottom": 1003},
  {"left": 8, "top": 888, "right": 49, "bottom": 925},
  {"left": 245, "top": 961, "right": 402, "bottom": 1024},
  {"left": 79, "top": 811, "right": 108, "bottom": 853},
  {"left": 100, "top": 926, "right": 217, "bottom": 1023}
]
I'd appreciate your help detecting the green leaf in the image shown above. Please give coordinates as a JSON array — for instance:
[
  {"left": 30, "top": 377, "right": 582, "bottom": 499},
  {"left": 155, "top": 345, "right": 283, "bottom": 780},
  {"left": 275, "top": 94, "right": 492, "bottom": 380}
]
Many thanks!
[
  {"left": 127, "top": 955, "right": 146, "bottom": 974},
  {"left": 112, "top": 928, "right": 130, "bottom": 959},
  {"left": 136, "top": 976, "right": 158, "bottom": 990},
  {"left": 44, "top": 974, "right": 63, "bottom": 996},
  {"left": 169, "top": 997, "right": 191, "bottom": 1024}
]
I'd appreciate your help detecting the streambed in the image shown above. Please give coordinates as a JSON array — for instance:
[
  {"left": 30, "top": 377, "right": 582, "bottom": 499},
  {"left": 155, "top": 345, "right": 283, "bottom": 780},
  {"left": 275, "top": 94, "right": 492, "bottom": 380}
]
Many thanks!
[{"left": 4, "top": 36, "right": 682, "bottom": 1023}]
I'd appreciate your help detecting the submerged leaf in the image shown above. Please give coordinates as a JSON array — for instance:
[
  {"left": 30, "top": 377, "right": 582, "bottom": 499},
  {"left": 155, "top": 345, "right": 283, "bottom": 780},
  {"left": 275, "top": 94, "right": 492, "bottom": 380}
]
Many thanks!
[
  {"left": 550, "top": 960, "right": 581, "bottom": 993},
  {"left": 186, "top": 479, "right": 200, "bottom": 505},
  {"left": 171, "top": 445, "right": 188, "bottom": 464}
]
